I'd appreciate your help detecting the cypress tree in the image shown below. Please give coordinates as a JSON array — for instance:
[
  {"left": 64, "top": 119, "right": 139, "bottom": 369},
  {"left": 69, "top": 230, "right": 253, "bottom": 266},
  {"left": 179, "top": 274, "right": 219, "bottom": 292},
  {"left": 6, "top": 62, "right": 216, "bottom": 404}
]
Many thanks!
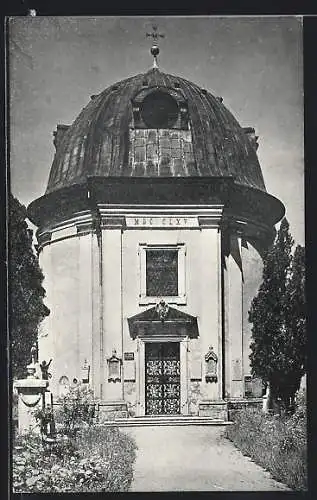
[
  {"left": 9, "top": 194, "right": 50, "bottom": 378},
  {"left": 248, "top": 218, "right": 306, "bottom": 411}
]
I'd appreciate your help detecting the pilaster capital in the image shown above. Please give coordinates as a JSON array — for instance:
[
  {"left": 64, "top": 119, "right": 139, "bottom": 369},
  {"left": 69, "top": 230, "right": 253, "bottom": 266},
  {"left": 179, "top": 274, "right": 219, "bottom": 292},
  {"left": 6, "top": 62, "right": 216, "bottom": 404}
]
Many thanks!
[{"left": 99, "top": 215, "right": 126, "bottom": 229}]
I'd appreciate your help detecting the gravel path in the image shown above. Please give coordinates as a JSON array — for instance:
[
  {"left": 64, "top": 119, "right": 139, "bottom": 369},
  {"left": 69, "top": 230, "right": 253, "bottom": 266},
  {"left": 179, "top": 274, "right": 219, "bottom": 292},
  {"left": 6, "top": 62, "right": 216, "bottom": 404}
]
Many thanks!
[{"left": 123, "top": 425, "right": 291, "bottom": 492}]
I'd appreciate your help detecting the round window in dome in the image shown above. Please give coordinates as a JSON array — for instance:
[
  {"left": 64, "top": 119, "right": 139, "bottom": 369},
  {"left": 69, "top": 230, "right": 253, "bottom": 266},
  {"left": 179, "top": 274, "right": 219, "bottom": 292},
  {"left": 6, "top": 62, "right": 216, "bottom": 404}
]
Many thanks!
[{"left": 140, "top": 91, "right": 179, "bottom": 128}]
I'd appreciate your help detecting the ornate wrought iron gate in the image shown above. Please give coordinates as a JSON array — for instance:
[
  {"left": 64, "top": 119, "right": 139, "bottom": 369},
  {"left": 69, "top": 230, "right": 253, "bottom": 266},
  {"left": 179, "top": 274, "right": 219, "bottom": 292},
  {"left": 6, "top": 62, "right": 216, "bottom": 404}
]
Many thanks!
[{"left": 145, "top": 342, "right": 180, "bottom": 415}]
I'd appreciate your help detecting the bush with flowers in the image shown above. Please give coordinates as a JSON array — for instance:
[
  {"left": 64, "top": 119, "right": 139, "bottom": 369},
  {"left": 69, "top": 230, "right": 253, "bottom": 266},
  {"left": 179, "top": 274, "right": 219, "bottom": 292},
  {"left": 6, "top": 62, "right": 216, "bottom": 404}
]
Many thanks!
[
  {"left": 12, "top": 385, "right": 137, "bottom": 493},
  {"left": 226, "top": 388, "right": 307, "bottom": 491}
]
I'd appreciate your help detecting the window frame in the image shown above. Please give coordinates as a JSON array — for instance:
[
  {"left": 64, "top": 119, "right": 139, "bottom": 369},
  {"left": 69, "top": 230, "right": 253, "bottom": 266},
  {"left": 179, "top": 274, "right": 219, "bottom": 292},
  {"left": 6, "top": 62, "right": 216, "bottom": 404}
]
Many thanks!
[
  {"left": 140, "top": 90, "right": 179, "bottom": 129},
  {"left": 139, "top": 243, "right": 186, "bottom": 305}
]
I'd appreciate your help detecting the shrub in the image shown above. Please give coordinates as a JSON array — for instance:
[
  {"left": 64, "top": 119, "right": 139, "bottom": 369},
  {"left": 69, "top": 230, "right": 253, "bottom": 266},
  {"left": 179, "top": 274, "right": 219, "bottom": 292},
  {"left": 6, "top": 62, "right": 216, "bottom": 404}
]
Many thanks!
[
  {"left": 13, "top": 385, "right": 137, "bottom": 492},
  {"left": 54, "top": 385, "right": 95, "bottom": 437},
  {"left": 12, "top": 431, "right": 79, "bottom": 493},
  {"left": 12, "top": 425, "right": 137, "bottom": 493},
  {"left": 226, "top": 394, "right": 307, "bottom": 491},
  {"left": 76, "top": 425, "right": 137, "bottom": 491}
]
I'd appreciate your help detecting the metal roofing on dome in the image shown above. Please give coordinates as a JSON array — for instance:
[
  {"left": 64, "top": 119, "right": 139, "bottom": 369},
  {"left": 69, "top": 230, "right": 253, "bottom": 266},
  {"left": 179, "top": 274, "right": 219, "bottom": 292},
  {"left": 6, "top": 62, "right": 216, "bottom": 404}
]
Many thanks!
[{"left": 46, "top": 68, "right": 266, "bottom": 195}]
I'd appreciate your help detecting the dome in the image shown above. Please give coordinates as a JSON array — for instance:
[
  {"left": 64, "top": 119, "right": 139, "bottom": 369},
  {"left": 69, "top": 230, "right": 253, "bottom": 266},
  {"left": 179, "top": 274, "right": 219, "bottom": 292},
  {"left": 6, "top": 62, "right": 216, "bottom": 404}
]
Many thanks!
[
  {"left": 46, "top": 68, "right": 266, "bottom": 194},
  {"left": 28, "top": 66, "right": 285, "bottom": 240}
]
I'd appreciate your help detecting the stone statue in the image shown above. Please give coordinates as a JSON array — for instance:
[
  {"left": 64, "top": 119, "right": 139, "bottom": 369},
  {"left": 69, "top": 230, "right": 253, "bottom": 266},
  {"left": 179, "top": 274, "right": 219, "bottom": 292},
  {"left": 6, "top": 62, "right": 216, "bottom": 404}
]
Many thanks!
[
  {"left": 30, "top": 342, "right": 38, "bottom": 364},
  {"left": 40, "top": 359, "right": 52, "bottom": 380},
  {"left": 205, "top": 346, "right": 218, "bottom": 383}
]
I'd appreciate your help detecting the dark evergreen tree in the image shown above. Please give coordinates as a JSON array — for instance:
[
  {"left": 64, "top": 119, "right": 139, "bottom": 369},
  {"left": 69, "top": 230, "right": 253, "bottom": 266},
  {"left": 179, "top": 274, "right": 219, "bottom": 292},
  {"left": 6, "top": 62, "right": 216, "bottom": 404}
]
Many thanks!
[
  {"left": 249, "top": 218, "right": 306, "bottom": 411},
  {"left": 283, "top": 245, "right": 306, "bottom": 407},
  {"left": 9, "top": 194, "right": 50, "bottom": 378}
]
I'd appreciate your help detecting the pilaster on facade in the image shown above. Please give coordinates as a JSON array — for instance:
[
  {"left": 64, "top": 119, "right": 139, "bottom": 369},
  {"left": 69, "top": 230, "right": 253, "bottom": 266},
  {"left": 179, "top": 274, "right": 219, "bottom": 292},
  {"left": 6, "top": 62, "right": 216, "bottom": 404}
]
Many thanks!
[
  {"left": 91, "top": 229, "right": 102, "bottom": 399},
  {"left": 223, "top": 232, "right": 244, "bottom": 399},
  {"left": 199, "top": 227, "right": 221, "bottom": 401},
  {"left": 78, "top": 232, "right": 93, "bottom": 388},
  {"left": 101, "top": 225, "right": 124, "bottom": 401}
]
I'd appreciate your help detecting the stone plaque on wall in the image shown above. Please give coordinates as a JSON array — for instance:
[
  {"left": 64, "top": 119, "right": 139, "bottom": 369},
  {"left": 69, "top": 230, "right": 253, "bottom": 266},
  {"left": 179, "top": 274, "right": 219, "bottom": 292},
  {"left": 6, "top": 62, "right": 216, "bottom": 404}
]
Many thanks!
[
  {"left": 190, "top": 357, "right": 202, "bottom": 381},
  {"left": 232, "top": 358, "right": 243, "bottom": 380},
  {"left": 124, "top": 352, "right": 134, "bottom": 361},
  {"left": 124, "top": 361, "right": 136, "bottom": 382}
]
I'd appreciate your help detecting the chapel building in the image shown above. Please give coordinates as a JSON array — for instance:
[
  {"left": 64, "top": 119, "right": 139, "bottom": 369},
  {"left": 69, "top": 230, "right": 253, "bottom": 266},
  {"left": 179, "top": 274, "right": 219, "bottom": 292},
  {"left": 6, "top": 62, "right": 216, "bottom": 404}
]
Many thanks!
[{"left": 27, "top": 45, "right": 285, "bottom": 420}]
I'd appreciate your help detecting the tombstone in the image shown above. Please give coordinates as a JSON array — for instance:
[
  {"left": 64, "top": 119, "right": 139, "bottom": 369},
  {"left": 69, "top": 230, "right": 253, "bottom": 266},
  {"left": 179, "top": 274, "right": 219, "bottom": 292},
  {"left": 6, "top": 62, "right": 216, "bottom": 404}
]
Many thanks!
[
  {"left": 205, "top": 346, "right": 218, "bottom": 383},
  {"left": 262, "top": 383, "right": 270, "bottom": 413},
  {"left": 81, "top": 359, "right": 90, "bottom": 384},
  {"left": 107, "top": 349, "right": 122, "bottom": 382},
  {"left": 58, "top": 375, "right": 70, "bottom": 397}
]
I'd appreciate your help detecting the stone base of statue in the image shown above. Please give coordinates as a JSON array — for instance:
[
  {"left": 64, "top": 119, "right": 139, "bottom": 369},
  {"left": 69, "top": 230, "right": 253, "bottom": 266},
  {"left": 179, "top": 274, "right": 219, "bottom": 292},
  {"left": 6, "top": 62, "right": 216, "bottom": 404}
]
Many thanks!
[{"left": 13, "top": 362, "right": 49, "bottom": 434}]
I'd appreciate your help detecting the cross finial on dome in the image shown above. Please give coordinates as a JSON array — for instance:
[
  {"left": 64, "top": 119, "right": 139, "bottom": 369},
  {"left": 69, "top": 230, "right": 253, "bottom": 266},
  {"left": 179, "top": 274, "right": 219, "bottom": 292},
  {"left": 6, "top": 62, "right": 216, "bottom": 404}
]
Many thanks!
[{"left": 146, "top": 24, "right": 165, "bottom": 68}]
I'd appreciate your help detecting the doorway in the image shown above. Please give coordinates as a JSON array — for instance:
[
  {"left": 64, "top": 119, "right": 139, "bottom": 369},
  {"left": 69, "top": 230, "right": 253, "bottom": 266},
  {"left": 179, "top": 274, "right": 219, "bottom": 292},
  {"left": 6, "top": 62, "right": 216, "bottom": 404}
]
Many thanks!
[{"left": 145, "top": 342, "right": 180, "bottom": 415}]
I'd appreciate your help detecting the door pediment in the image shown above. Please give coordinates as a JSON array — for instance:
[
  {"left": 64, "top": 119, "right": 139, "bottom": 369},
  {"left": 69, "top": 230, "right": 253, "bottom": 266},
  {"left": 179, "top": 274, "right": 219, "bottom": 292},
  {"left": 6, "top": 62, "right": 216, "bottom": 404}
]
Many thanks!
[{"left": 127, "top": 305, "right": 199, "bottom": 339}]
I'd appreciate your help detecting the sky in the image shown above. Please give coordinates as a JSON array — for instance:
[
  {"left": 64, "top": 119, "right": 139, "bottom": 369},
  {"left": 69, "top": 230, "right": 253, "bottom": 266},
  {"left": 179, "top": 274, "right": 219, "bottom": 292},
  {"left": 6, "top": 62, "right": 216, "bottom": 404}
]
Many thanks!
[{"left": 9, "top": 16, "right": 304, "bottom": 245}]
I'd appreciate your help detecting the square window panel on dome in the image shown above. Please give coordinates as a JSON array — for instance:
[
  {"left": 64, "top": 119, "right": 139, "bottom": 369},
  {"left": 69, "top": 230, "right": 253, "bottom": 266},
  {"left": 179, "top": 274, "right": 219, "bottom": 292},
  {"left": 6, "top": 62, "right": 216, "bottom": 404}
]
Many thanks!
[
  {"left": 135, "top": 129, "right": 145, "bottom": 138},
  {"left": 173, "top": 158, "right": 186, "bottom": 176},
  {"left": 160, "top": 162, "right": 173, "bottom": 177},
  {"left": 171, "top": 138, "right": 181, "bottom": 149},
  {"left": 183, "top": 141, "right": 193, "bottom": 154},
  {"left": 147, "top": 130, "right": 158, "bottom": 142},
  {"left": 134, "top": 138, "right": 145, "bottom": 148},
  {"left": 160, "top": 129, "right": 170, "bottom": 137},
  {"left": 171, "top": 148, "right": 181, "bottom": 159},
  {"left": 146, "top": 160, "right": 159, "bottom": 176},
  {"left": 133, "top": 162, "right": 145, "bottom": 176},
  {"left": 160, "top": 137, "right": 171, "bottom": 149},
  {"left": 146, "top": 143, "right": 158, "bottom": 161},
  {"left": 186, "top": 161, "right": 197, "bottom": 176},
  {"left": 134, "top": 146, "right": 146, "bottom": 163}
]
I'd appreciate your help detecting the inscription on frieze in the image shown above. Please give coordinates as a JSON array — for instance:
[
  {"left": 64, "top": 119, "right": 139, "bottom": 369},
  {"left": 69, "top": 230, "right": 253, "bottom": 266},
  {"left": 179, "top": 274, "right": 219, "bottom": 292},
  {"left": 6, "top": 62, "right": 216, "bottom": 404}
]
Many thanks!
[{"left": 126, "top": 216, "right": 199, "bottom": 228}]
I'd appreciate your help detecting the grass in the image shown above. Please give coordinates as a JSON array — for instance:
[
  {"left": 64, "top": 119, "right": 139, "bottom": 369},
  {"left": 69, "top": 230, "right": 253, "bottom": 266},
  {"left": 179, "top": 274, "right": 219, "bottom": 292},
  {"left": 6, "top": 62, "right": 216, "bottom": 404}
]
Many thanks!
[
  {"left": 225, "top": 391, "right": 307, "bottom": 491},
  {"left": 12, "top": 424, "right": 137, "bottom": 493},
  {"left": 13, "top": 385, "right": 138, "bottom": 493}
]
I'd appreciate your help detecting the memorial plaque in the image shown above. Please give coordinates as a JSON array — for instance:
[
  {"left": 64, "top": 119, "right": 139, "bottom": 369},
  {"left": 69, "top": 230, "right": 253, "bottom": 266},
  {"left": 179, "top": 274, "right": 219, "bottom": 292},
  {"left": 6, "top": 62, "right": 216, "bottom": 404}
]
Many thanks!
[
  {"left": 124, "top": 360, "right": 136, "bottom": 381},
  {"left": 124, "top": 352, "right": 134, "bottom": 361},
  {"left": 232, "top": 358, "right": 242, "bottom": 380},
  {"left": 190, "top": 357, "right": 202, "bottom": 381}
]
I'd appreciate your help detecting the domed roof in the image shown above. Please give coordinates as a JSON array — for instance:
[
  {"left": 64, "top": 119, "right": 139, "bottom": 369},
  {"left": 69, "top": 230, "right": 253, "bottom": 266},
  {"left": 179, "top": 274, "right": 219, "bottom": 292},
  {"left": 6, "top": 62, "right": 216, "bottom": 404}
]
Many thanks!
[{"left": 46, "top": 68, "right": 266, "bottom": 195}]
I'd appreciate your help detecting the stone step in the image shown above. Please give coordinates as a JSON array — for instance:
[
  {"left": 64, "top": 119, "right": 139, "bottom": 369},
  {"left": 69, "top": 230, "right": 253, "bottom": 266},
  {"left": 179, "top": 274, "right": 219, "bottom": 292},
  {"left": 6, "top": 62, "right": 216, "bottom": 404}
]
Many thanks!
[{"left": 100, "top": 416, "right": 233, "bottom": 427}]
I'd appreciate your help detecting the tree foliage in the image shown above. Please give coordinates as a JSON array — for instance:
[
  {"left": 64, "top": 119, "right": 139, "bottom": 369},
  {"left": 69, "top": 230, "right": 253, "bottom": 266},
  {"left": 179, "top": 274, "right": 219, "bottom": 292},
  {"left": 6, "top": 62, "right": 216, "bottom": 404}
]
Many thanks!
[
  {"left": 9, "top": 194, "right": 50, "bottom": 378},
  {"left": 248, "top": 218, "right": 306, "bottom": 411}
]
